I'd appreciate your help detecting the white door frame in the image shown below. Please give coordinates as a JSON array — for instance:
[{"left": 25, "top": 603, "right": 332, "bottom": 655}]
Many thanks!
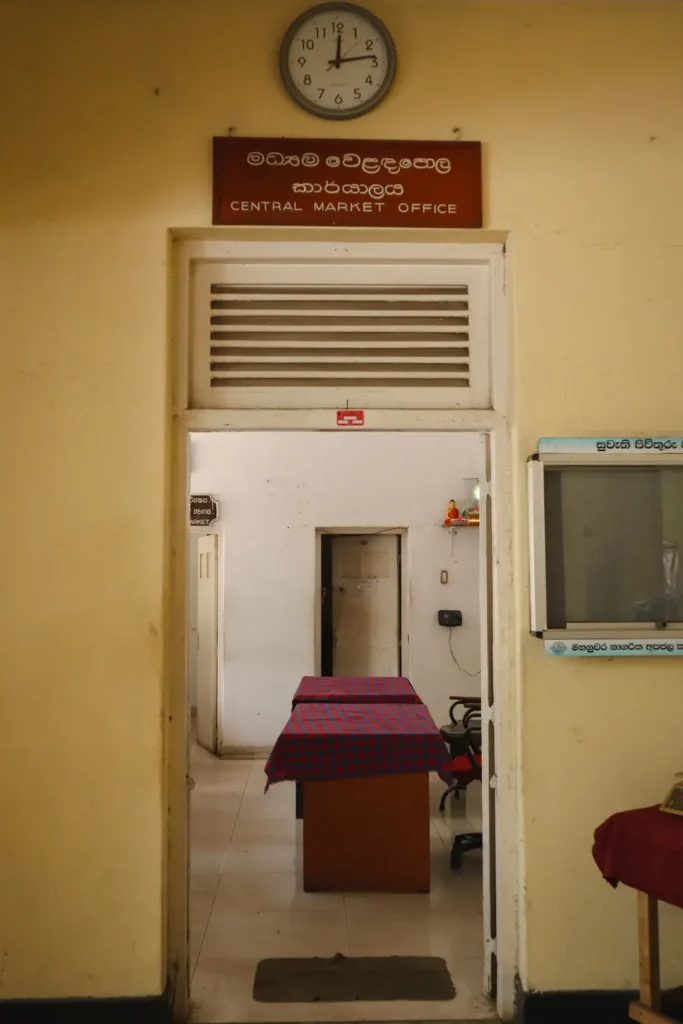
[{"left": 167, "top": 235, "right": 516, "bottom": 1021}]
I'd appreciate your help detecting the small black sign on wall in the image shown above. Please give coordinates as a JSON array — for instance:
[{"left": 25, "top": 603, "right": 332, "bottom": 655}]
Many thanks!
[{"left": 190, "top": 495, "right": 218, "bottom": 526}]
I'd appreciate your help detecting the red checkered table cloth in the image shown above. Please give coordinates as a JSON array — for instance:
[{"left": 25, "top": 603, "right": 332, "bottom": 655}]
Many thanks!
[
  {"left": 265, "top": 702, "right": 452, "bottom": 789},
  {"left": 292, "top": 676, "right": 421, "bottom": 706}
]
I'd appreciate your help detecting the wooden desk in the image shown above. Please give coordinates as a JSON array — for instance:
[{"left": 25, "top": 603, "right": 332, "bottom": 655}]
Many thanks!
[
  {"left": 291, "top": 676, "right": 422, "bottom": 820},
  {"left": 265, "top": 701, "right": 451, "bottom": 893},
  {"left": 303, "top": 772, "right": 430, "bottom": 893}
]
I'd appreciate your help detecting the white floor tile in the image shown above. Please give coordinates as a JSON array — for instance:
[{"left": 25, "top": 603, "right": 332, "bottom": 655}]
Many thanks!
[
  {"left": 222, "top": 841, "right": 303, "bottom": 875},
  {"left": 231, "top": 813, "right": 300, "bottom": 845},
  {"left": 345, "top": 902, "right": 484, "bottom": 958},
  {"left": 201, "top": 907, "right": 351, "bottom": 961},
  {"left": 213, "top": 870, "right": 344, "bottom": 915}
]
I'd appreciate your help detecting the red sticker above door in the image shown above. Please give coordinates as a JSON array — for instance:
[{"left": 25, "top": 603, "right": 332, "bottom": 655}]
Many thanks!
[{"left": 337, "top": 410, "right": 365, "bottom": 427}]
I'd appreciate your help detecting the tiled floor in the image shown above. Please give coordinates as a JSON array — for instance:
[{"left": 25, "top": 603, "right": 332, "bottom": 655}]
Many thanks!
[{"left": 189, "top": 739, "right": 493, "bottom": 1023}]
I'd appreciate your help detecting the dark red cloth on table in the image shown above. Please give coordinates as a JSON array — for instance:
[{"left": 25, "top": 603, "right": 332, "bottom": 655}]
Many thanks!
[
  {"left": 265, "top": 701, "right": 452, "bottom": 789},
  {"left": 593, "top": 804, "right": 683, "bottom": 909},
  {"left": 292, "top": 676, "right": 421, "bottom": 706}
]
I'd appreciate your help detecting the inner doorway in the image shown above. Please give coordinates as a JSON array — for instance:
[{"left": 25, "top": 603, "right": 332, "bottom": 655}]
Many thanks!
[{"left": 321, "top": 533, "right": 401, "bottom": 677}]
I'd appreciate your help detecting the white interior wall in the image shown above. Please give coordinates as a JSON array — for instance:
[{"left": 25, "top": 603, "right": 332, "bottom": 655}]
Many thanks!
[{"left": 189, "top": 431, "right": 482, "bottom": 751}]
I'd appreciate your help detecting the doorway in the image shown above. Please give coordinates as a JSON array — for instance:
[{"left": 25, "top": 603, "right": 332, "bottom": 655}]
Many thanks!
[
  {"left": 169, "top": 236, "right": 515, "bottom": 1023},
  {"left": 320, "top": 533, "right": 402, "bottom": 677}
]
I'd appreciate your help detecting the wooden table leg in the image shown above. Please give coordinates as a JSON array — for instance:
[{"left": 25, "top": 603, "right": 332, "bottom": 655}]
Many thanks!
[
  {"left": 629, "top": 890, "right": 675, "bottom": 1024},
  {"left": 638, "top": 891, "right": 661, "bottom": 1012}
]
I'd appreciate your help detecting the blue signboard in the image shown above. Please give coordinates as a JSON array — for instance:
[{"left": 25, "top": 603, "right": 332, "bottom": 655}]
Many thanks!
[{"left": 546, "top": 639, "right": 683, "bottom": 658}]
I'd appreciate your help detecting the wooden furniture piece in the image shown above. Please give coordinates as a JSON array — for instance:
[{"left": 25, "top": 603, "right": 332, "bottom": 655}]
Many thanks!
[
  {"left": 265, "top": 701, "right": 451, "bottom": 892},
  {"left": 303, "top": 772, "right": 430, "bottom": 893},
  {"left": 291, "top": 676, "right": 422, "bottom": 820},
  {"left": 593, "top": 804, "right": 683, "bottom": 1024},
  {"left": 631, "top": 890, "right": 670, "bottom": 1024}
]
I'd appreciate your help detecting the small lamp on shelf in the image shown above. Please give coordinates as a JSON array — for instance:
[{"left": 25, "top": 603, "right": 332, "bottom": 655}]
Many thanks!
[{"left": 461, "top": 478, "right": 480, "bottom": 524}]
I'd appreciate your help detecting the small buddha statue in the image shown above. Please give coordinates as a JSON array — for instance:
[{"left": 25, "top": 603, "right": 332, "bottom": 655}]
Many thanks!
[{"left": 444, "top": 500, "right": 459, "bottom": 525}]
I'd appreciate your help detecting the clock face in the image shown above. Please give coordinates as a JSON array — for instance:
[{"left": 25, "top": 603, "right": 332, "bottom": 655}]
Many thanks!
[{"left": 280, "top": 3, "right": 396, "bottom": 120}]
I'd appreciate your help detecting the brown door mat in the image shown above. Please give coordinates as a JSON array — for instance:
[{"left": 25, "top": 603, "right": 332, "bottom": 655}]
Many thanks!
[{"left": 253, "top": 953, "right": 456, "bottom": 1003}]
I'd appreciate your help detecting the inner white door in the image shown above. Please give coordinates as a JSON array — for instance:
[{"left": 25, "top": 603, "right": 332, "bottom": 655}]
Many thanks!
[
  {"left": 196, "top": 534, "right": 218, "bottom": 753},
  {"left": 330, "top": 534, "right": 400, "bottom": 676}
]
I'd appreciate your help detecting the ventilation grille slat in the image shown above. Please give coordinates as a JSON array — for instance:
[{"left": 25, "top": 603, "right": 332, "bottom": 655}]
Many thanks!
[{"left": 208, "top": 284, "right": 471, "bottom": 390}]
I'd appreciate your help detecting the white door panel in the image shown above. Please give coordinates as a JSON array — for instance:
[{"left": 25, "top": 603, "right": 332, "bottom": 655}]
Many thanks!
[
  {"left": 196, "top": 535, "right": 218, "bottom": 753},
  {"left": 331, "top": 535, "right": 400, "bottom": 676}
]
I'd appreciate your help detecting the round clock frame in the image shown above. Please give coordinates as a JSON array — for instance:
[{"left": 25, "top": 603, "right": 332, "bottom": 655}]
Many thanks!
[{"left": 279, "top": 2, "right": 397, "bottom": 121}]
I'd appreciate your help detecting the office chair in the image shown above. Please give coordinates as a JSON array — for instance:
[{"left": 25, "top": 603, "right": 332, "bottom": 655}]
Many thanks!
[
  {"left": 448, "top": 720, "right": 483, "bottom": 870},
  {"left": 438, "top": 696, "right": 481, "bottom": 810}
]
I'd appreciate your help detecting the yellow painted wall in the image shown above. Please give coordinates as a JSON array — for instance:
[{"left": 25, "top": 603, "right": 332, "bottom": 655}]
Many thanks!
[{"left": 1, "top": 0, "right": 683, "bottom": 1002}]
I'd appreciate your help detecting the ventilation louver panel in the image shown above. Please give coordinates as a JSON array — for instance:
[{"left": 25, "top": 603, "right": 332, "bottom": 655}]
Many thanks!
[
  {"left": 208, "top": 284, "right": 471, "bottom": 390},
  {"left": 188, "top": 258, "right": 490, "bottom": 410}
]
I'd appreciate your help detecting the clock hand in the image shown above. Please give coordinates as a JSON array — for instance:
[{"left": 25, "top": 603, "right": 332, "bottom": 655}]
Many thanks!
[
  {"left": 326, "top": 33, "right": 342, "bottom": 71},
  {"left": 329, "top": 54, "right": 376, "bottom": 63}
]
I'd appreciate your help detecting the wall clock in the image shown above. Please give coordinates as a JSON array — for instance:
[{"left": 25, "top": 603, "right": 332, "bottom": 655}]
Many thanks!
[{"left": 280, "top": 3, "right": 397, "bottom": 120}]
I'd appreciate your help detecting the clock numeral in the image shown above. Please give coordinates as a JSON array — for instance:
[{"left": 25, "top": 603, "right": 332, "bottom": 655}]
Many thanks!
[
  {"left": 365, "top": 75, "right": 374, "bottom": 85},
  {"left": 297, "top": 56, "right": 306, "bottom": 67},
  {"left": 365, "top": 39, "right": 374, "bottom": 50},
  {"left": 352, "top": 27, "right": 358, "bottom": 38},
  {"left": 354, "top": 88, "right": 362, "bottom": 100},
  {"left": 317, "top": 88, "right": 325, "bottom": 99},
  {"left": 371, "top": 56, "right": 378, "bottom": 68},
  {"left": 303, "top": 74, "right": 312, "bottom": 86},
  {"left": 300, "top": 38, "right": 315, "bottom": 50},
  {"left": 314, "top": 26, "right": 326, "bottom": 38},
  {"left": 331, "top": 21, "right": 344, "bottom": 32},
  {"left": 334, "top": 93, "right": 343, "bottom": 105}
]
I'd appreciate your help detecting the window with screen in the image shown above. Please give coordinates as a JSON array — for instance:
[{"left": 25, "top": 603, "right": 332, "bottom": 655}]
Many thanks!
[{"left": 544, "top": 466, "right": 683, "bottom": 628}]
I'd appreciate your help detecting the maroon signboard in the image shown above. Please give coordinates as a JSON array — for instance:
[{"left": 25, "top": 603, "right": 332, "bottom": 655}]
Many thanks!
[{"left": 213, "top": 137, "right": 482, "bottom": 229}]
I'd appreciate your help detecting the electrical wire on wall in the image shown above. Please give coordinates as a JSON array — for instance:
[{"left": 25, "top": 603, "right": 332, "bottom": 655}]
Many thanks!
[{"left": 448, "top": 627, "right": 480, "bottom": 678}]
